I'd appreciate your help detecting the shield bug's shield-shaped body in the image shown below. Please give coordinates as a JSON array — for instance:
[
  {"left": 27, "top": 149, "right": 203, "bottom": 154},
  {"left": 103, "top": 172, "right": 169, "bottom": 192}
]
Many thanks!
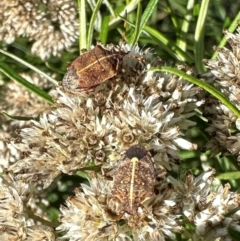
[
  {"left": 106, "top": 145, "right": 156, "bottom": 215},
  {"left": 62, "top": 44, "right": 127, "bottom": 91}
]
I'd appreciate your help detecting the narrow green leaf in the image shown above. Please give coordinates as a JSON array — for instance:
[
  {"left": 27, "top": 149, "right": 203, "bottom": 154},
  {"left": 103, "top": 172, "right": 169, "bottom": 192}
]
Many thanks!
[
  {"left": 130, "top": 2, "right": 142, "bottom": 45},
  {"left": 103, "top": 0, "right": 115, "bottom": 17},
  {"left": 78, "top": 0, "right": 87, "bottom": 51},
  {"left": 194, "top": 0, "right": 210, "bottom": 72},
  {"left": 152, "top": 66, "right": 240, "bottom": 118},
  {"left": 217, "top": 172, "right": 240, "bottom": 180},
  {"left": 177, "top": 0, "right": 195, "bottom": 51},
  {"left": 212, "top": 11, "right": 240, "bottom": 59},
  {"left": 108, "top": 0, "right": 139, "bottom": 29},
  {"left": 87, "top": 0, "right": 103, "bottom": 49},
  {"left": 98, "top": 15, "right": 110, "bottom": 44},
  {"left": 1, "top": 112, "right": 39, "bottom": 121},
  {"left": 0, "top": 49, "right": 58, "bottom": 85},
  {"left": 0, "top": 62, "right": 54, "bottom": 104},
  {"left": 139, "top": 0, "right": 158, "bottom": 30},
  {"left": 144, "top": 26, "right": 194, "bottom": 63},
  {"left": 76, "top": 170, "right": 89, "bottom": 179},
  {"left": 179, "top": 150, "right": 199, "bottom": 159},
  {"left": 166, "top": 0, "right": 179, "bottom": 30},
  {"left": 228, "top": 226, "right": 240, "bottom": 241},
  {"left": 131, "top": 0, "right": 159, "bottom": 45}
]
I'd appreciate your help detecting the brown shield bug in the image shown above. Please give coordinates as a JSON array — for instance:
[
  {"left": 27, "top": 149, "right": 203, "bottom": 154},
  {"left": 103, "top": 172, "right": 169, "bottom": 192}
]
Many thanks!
[
  {"left": 105, "top": 145, "right": 156, "bottom": 215},
  {"left": 62, "top": 44, "right": 128, "bottom": 91}
]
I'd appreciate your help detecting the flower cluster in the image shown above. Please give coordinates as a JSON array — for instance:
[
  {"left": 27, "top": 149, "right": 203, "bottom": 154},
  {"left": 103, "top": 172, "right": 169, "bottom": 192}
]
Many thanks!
[
  {"left": 0, "top": 0, "right": 79, "bottom": 59},
  {"left": 0, "top": 175, "right": 55, "bottom": 240},
  {"left": 203, "top": 27, "right": 240, "bottom": 161},
  {"left": 57, "top": 169, "right": 240, "bottom": 241},
  {"left": 0, "top": 73, "right": 53, "bottom": 169},
  {"left": 8, "top": 43, "right": 201, "bottom": 187},
  {"left": 1, "top": 43, "right": 204, "bottom": 240},
  {"left": 1, "top": 31, "right": 240, "bottom": 240}
]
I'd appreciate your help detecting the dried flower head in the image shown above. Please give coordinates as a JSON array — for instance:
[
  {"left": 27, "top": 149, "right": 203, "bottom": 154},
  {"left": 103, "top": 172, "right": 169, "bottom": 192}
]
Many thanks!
[
  {"left": 8, "top": 43, "right": 202, "bottom": 188},
  {"left": 194, "top": 183, "right": 240, "bottom": 240},
  {"left": 0, "top": 0, "right": 79, "bottom": 60},
  {"left": 57, "top": 173, "right": 181, "bottom": 241},
  {"left": 0, "top": 176, "right": 55, "bottom": 241},
  {"left": 0, "top": 73, "right": 52, "bottom": 169},
  {"left": 57, "top": 169, "right": 240, "bottom": 240},
  {"left": 204, "top": 26, "right": 240, "bottom": 160}
]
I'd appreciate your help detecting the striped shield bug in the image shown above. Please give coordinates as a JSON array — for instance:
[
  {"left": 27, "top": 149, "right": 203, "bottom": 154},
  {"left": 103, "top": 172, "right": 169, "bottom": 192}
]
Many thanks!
[
  {"left": 105, "top": 145, "right": 156, "bottom": 215},
  {"left": 62, "top": 44, "right": 128, "bottom": 92}
]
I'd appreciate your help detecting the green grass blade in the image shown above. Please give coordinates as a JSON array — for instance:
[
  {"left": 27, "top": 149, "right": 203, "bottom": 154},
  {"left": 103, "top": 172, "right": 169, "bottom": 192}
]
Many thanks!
[
  {"left": 0, "top": 49, "right": 58, "bottom": 85},
  {"left": 1, "top": 112, "right": 39, "bottom": 121},
  {"left": 87, "top": 0, "right": 103, "bottom": 48},
  {"left": 103, "top": 0, "right": 115, "bottom": 16},
  {"left": 108, "top": 0, "right": 139, "bottom": 29},
  {"left": 177, "top": 0, "right": 195, "bottom": 51},
  {"left": 217, "top": 172, "right": 240, "bottom": 180},
  {"left": 139, "top": 0, "right": 158, "bottom": 30},
  {"left": 130, "top": 0, "right": 159, "bottom": 45},
  {"left": 98, "top": 15, "right": 110, "bottom": 44},
  {"left": 0, "top": 62, "right": 54, "bottom": 104},
  {"left": 166, "top": 0, "right": 179, "bottom": 30},
  {"left": 228, "top": 226, "right": 240, "bottom": 241},
  {"left": 152, "top": 66, "right": 240, "bottom": 118},
  {"left": 194, "top": 0, "right": 210, "bottom": 72},
  {"left": 78, "top": 0, "right": 87, "bottom": 51},
  {"left": 212, "top": 11, "right": 240, "bottom": 59},
  {"left": 129, "top": 2, "right": 142, "bottom": 45},
  {"left": 144, "top": 26, "right": 194, "bottom": 63}
]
